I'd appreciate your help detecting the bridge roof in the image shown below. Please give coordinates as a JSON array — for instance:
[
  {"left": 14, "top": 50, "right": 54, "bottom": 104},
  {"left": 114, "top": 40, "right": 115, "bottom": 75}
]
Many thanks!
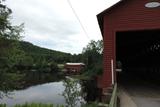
[{"left": 97, "top": 0, "right": 126, "bottom": 36}]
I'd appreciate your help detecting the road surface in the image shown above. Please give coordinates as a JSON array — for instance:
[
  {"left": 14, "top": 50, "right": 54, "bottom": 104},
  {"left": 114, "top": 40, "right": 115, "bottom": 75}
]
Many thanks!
[{"left": 118, "top": 72, "right": 160, "bottom": 107}]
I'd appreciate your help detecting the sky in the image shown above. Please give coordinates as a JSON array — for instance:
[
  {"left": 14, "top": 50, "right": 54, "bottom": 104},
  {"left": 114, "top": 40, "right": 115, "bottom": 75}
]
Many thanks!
[{"left": 6, "top": 0, "right": 120, "bottom": 54}]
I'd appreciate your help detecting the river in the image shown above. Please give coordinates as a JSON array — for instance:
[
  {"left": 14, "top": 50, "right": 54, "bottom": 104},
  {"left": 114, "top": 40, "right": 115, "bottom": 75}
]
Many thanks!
[
  {"left": 0, "top": 81, "right": 66, "bottom": 106},
  {"left": 0, "top": 70, "right": 99, "bottom": 107},
  {"left": 0, "top": 71, "right": 88, "bottom": 107}
]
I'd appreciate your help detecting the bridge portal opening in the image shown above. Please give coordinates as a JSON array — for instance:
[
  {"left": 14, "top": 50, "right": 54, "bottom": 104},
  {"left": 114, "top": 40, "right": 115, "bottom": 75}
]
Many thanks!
[{"left": 116, "top": 29, "right": 160, "bottom": 87}]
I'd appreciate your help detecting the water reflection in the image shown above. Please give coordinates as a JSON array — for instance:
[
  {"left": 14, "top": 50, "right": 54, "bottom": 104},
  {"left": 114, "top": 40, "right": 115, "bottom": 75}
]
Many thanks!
[
  {"left": 0, "top": 70, "right": 65, "bottom": 106},
  {"left": 0, "top": 71, "right": 94, "bottom": 106},
  {"left": 0, "top": 82, "right": 66, "bottom": 106}
]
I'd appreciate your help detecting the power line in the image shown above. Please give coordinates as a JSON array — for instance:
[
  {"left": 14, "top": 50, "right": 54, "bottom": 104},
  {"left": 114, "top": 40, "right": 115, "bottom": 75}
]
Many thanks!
[{"left": 66, "top": 0, "right": 90, "bottom": 40}]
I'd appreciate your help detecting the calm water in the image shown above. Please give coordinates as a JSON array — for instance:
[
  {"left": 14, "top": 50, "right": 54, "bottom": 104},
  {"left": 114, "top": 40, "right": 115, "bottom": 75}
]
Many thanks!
[
  {"left": 0, "top": 81, "right": 66, "bottom": 106},
  {"left": 0, "top": 71, "right": 95, "bottom": 106}
]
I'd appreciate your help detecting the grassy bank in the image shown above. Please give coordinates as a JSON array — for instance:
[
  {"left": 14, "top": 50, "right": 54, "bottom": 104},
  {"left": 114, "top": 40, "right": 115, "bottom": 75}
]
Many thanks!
[
  {"left": 0, "top": 103, "right": 64, "bottom": 107},
  {"left": 0, "top": 102, "right": 98, "bottom": 107},
  {"left": 70, "top": 75, "right": 90, "bottom": 80}
]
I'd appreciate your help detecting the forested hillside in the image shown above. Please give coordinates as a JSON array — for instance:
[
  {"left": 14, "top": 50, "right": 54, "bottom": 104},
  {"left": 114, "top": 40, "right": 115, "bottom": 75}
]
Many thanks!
[
  {"left": 19, "top": 41, "right": 72, "bottom": 64},
  {"left": 0, "top": 39, "right": 72, "bottom": 72}
]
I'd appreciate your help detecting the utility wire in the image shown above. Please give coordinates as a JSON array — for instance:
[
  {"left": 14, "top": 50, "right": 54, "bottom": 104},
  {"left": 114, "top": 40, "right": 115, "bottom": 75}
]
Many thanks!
[{"left": 66, "top": 0, "right": 90, "bottom": 40}]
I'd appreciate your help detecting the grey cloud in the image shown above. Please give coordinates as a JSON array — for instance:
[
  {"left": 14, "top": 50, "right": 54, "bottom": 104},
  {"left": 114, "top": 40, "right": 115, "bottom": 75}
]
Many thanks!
[
  {"left": 6, "top": 0, "right": 90, "bottom": 54},
  {"left": 8, "top": 0, "right": 81, "bottom": 39}
]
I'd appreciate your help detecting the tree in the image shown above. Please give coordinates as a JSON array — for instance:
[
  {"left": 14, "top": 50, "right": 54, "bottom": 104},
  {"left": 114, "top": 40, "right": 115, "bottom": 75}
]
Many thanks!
[
  {"left": 82, "top": 40, "right": 103, "bottom": 54},
  {"left": 62, "top": 78, "right": 83, "bottom": 107},
  {"left": 0, "top": 0, "right": 25, "bottom": 67},
  {"left": 0, "top": 0, "right": 23, "bottom": 40},
  {"left": 82, "top": 40, "right": 103, "bottom": 76}
]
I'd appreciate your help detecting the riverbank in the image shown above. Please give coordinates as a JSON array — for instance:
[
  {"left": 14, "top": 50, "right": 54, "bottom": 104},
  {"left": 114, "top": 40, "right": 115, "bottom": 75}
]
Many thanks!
[{"left": 0, "top": 102, "right": 99, "bottom": 107}]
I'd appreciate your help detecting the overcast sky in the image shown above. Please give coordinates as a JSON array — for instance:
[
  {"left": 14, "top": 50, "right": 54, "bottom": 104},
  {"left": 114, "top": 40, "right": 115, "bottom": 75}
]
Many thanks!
[{"left": 6, "top": 0, "right": 119, "bottom": 54}]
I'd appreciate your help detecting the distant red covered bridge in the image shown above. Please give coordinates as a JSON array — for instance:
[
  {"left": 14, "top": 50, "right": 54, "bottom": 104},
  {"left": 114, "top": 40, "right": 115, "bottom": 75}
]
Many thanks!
[{"left": 64, "top": 63, "right": 85, "bottom": 74}]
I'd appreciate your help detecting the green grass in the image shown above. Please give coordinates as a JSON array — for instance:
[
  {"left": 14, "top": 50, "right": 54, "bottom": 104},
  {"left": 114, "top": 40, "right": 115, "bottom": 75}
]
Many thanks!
[
  {"left": 0, "top": 104, "right": 6, "bottom": 107},
  {"left": 70, "top": 75, "right": 90, "bottom": 80},
  {"left": 0, "top": 103, "right": 64, "bottom": 107},
  {"left": 81, "top": 102, "right": 98, "bottom": 107},
  {"left": 0, "top": 102, "right": 100, "bottom": 107}
]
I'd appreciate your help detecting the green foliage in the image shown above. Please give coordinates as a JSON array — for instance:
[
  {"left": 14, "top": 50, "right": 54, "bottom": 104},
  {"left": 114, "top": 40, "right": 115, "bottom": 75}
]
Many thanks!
[
  {"left": 19, "top": 41, "right": 72, "bottom": 64},
  {"left": 0, "top": 0, "right": 24, "bottom": 40},
  {"left": 82, "top": 40, "right": 103, "bottom": 54},
  {"left": 0, "top": 103, "right": 65, "bottom": 107},
  {"left": 8, "top": 42, "right": 27, "bottom": 67},
  {"left": 0, "top": 0, "right": 25, "bottom": 69},
  {"left": 14, "top": 103, "right": 55, "bottom": 107},
  {"left": 82, "top": 40, "right": 103, "bottom": 77},
  {"left": 0, "top": 72, "right": 24, "bottom": 99},
  {"left": 81, "top": 102, "right": 98, "bottom": 107},
  {"left": 70, "top": 40, "right": 103, "bottom": 77},
  {"left": 70, "top": 54, "right": 83, "bottom": 63},
  {"left": 49, "top": 62, "right": 60, "bottom": 73},
  {"left": 62, "top": 78, "right": 83, "bottom": 107},
  {"left": 0, "top": 104, "right": 6, "bottom": 107},
  {"left": 0, "top": 39, "right": 33, "bottom": 69},
  {"left": 0, "top": 39, "right": 71, "bottom": 72},
  {"left": 0, "top": 103, "right": 99, "bottom": 107}
]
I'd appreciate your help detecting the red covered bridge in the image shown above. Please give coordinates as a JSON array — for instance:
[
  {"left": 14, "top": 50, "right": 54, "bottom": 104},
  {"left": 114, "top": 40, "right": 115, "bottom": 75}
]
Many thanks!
[
  {"left": 64, "top": 63, "right": 85, "bottom": 75},
  {"left": 97, "top": 0, "right": 160, "bottom": 91}
]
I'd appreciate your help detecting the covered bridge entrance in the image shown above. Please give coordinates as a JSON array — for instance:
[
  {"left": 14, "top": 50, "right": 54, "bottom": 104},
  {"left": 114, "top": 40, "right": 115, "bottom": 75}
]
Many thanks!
[{"left": 97, "top": 0, "right": 160, "bottom": 105}]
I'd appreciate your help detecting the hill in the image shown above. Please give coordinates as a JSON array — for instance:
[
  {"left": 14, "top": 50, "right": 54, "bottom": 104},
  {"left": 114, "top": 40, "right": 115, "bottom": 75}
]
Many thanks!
[
  {"left": 19, "top": 41, "right": 72, "bottom": 64},
  {"left": 0, "top": 38, "right": 72, "bottom": 68}
]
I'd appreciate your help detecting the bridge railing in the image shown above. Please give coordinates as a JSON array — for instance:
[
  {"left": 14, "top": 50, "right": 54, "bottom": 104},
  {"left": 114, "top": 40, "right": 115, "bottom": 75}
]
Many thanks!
[
  {"left": 108, "top": 83, "right": 117, "bottom": 107},
  {"left": 98, "top": 83, "right": 118, "bottom": 107}
]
